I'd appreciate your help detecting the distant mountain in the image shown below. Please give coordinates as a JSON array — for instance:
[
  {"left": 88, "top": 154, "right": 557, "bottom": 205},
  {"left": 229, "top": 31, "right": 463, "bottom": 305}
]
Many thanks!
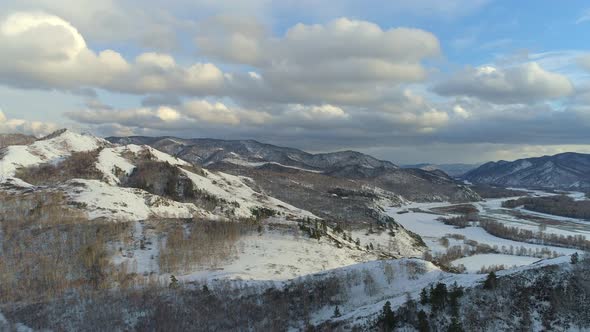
[
  {"left": 402, "top": 163, "right": 481, "bottom": 177},
  {"left": 107, "top": 136, "right": 399, "bottom": 172},
  {"left": 108, "top": 136, "right": 480, "bottom": 203},
  {"left": 463, "top": 152, "right": 590, "bottom": 189}
]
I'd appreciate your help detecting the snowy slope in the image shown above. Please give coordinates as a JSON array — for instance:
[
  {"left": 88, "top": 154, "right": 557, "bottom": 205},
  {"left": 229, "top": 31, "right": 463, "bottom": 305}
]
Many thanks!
[
  {"left": 0, "top": 129, "right": 317, "bottom": 222},
  {"left": 306, "top": 255, "right": 574, "bottom": 327},
  {"left": 0, "top": 130, "right": 107, "bottom": 180},
  {"left": 62, "top": 179, "right": 213, "bottom": 221},
  {"left": 181, "top": 168, "right": 316, "bottom": 219}
]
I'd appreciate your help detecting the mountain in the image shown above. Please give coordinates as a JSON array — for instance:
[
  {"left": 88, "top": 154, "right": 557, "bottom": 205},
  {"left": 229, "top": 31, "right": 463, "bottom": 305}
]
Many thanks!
[
  {"left": 2, "top": 130, "right": 587, "bottom": 332},
  {"left": 463, "top": 152, "right": 590, "bottom": 189},
  {"left": 402, "top": 162, "right": 481, "bottom": 177},
  {"left": 0, "top": 129, "right": 318, "bottom": 221},
  {"left": 107, "top": 136, "right": 480, "bottom": 203},
  {"left": 107, "top": 136, "right": 399, "bottom": 171}
]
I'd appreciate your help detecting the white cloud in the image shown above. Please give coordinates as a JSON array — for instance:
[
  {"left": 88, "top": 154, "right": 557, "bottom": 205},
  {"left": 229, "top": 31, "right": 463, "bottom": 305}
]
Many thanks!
[
  {"left": 285, "top": 104, "right": 349, "bottom": 121},
  {"left": 199, "top": 17, "right": 440, "bottom": 104},
  {"left": 0, "top": 109, "right": 58, "bottom": 136},
  {"left": 0, "top": 12, "right": 223, "bottom": 95},
  {"left": 578, "top": 54, "right": 590, "bottom": 71},
  {"left": 67, "top": 99, "right": 273, "bottom": 129},
  {"left": 434, "top": 62, "right": 574, "bottom": 104},
  {"left": 453, "top": 104, "right": 470, "bottom": 119},
  {"left": 156, "top": 107, "right": 181, "bottom": 122}
]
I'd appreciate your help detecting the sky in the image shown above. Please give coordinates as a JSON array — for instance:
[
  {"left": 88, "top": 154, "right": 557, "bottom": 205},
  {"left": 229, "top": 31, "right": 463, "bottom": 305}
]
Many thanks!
[{"left": 1, "top": 0, "right": 590, "bottom": 164}]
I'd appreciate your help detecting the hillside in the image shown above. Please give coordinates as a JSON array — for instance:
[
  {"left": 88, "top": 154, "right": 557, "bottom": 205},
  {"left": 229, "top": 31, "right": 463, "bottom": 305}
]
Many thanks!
[
  {"left": 463, "top": 152, "right": 590, "bottom": 190},
  {"left": 108, "top": 136, "right": 480, "bottom": 203},
  {"left": 403, "top": 163, "right": 481, "bottom": 177},
  {"left": 1, "top": 130, "right": 589, "bottom": 331}
]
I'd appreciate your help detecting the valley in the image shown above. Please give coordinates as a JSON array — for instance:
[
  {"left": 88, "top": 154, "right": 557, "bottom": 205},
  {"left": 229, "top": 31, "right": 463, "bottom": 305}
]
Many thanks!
[{"left": 0, "top": 130, "right": 589, "bottom": 331}]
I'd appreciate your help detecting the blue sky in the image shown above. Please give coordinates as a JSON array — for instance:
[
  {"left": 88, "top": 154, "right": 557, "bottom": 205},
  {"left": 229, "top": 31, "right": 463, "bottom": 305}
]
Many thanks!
[{"left": 1, "top": 0, "right": 590, "bottom": 164}]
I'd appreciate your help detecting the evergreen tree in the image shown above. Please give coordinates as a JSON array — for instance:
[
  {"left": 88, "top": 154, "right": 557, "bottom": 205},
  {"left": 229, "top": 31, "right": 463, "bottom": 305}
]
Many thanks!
[
  {"left": 417, "top": 310, "right": 430, "bottom": 332},
  {"left": 447, "top": 317, "right": 464, "bottom": 332},
  {"left": 571, "top": 252, "right": 579, "bottom": 264},
  {"left": 483, "top": 271, "right": 497, "bottom": 290},
  {"left": 430, "top": 283, "right": 448, "bottom": 311},
  {"left": 420, "top": 288, "right": 429, "bottom": 305},
  {"left": 332, "top": 306, "right": 341, "bottom": 318},
  {"left": 449, "top": 282, "right": 464, "bottom": 317},
  {"left": 380, "top": 301, "right": 396, "bottom": 331}
]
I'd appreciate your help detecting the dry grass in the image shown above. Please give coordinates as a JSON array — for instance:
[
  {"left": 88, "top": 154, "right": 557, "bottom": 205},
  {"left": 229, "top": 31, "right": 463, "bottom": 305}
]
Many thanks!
[
  {"left": 157, "top": 219, "right": 258, "bottom": 273},
  {"left": 15, "top": 149, "right": 104, "bottom": 185}
]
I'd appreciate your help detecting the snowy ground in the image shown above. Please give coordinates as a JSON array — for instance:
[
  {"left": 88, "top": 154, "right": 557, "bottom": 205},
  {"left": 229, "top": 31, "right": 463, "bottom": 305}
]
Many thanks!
[
  {"left": 112, "top": 220, "right": 379, "bottom": 282},
  {"left": 451, "top": 254, "right": 540, "bottom": 273},
  {"left": 387, "top": 203, "right": 578, "bottom": 257},
  {"left": 387, "top": 189, "right": 588, "bottom": 274},
  {"left": 307, "top": 255, "right": 573, "bottom": 327}
]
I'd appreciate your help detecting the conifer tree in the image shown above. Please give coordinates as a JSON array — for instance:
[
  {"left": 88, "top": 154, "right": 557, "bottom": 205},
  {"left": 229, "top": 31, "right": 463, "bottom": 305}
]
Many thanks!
[
  {"left": 447, "top": 317, "right": 464, "bottom": 332},
  {"left": 333, "top": 306, "right": 341, "bottom": 318},
  {"left": 418, "top": 310, "right": 430, "bottom": 332},
  {"left": 380, "top": 301, "right": 396, "bottom": 331},
  {"left": 420, "top": 288, "right": 429, "bottom": 305},
  {"left": 483, "top": 271, "right": 497, "bottom": 290}
]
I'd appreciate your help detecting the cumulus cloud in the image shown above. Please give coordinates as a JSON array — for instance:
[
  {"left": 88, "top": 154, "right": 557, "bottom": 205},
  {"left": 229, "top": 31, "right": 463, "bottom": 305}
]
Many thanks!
[
  {"left": 433, "top": 62, "right": 574, "bottom": 104},
  {"left": 0, "top": 12, "right": 223, "bottom": 95},
  {"left": 201, "top": 17, "right": 440, "bottom": 104},
  {"left": 66, "top": 99, "right": 273, "bottom": 130},
  {"left": 0, "top": 109, "right": 58, "bottom": 136}
]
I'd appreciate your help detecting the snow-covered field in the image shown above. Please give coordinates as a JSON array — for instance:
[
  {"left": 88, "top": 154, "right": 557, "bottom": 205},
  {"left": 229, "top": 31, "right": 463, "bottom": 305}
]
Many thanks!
[
  {"left": 387, "top": 203, "right": 578, "bottom": 256},
  {"left": 387, "top": 188, "right": 589, "bottom": 275},
  {"left": 451, "top": 254, "right": 540, "bottom": 272}
]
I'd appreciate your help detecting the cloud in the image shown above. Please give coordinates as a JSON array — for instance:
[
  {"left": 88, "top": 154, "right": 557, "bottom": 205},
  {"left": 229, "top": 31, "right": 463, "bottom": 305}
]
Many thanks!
[
  {"left": 452, "top": 104, "right": 470, "bottom": 119},
  {"left": 0, "top": 12, "right": 223, "bottom": 95},
  {"left": 0, "top": 109, "right": 58, "bottom": 136},
  {"left": 66, "top": 99, "right": 273, "bottom": 130},
  {"left": 578, "top": 54, "right": 590, "bottom": 71},
  {"left": 196, "top": 15, "right": 266, "bottom": 65},
  {"left": 433, "top": 62, "right": 574, "bottom": 104},
  {"left": 199, "top": 17, "right": 440, "bottom": 104},
  {"left": 576, "top": 9, "right": 590, "bottom": 24}
]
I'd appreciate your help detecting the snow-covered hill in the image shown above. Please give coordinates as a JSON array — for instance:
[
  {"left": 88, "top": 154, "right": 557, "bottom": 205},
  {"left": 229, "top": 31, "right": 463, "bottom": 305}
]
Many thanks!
[
  {"left": 463, "top": 152, "right": 590, "bottom": 189},
  {"left": 0, "top": 129, "right": 315, "bottom": 221},
  {"left": 107, "top": 135, "right": 480, "bottom": 203}
]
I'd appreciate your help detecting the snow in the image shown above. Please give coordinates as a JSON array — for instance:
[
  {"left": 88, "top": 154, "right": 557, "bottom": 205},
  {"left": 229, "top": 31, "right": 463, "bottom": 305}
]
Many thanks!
[
  {"left": 0, "top": 130, "right": 105, "bottom": 181},
  {"left": 95, "top": 147, "right": 136, "bottom": 185},
  {"left": 306, "top": 258, "right": 484, "bottom": 326},
  {"left": 387, "top": 202, "right": 579, "bottom": 257},
  {"left": 111, "top": 221, "right": 161, "bottom": 275},
  {"left": 177, "top": 228, "right": 372, "bottom": 281},
  {"left": 223, "top": 158, "right": 323, "bottom": 173},
  {"left": 308, "top": 255, "right": 573, "bottom": 326},
  {"left": 63, "top": 179, "right": 211, "bottom": 221},
  {"left": 122, "top": 144, "right": 189, "bottom": 166},
  {"left": 181, "top": 167, "right": 316, "bottom": 219},
  {"left": 451, "top": 254, "right": 540, "bottom": 273},
  {"left": 351, "top": 227, "right": 425, "bottom": 258}
]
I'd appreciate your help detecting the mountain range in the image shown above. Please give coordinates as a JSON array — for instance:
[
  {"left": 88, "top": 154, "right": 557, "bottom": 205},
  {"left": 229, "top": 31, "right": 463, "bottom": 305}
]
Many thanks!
[
  {"left": 463, "top": 152, "right": 590, "bottom": 190},
  {"left": 402, "top": 162, "right": 482, "bottom": 177},
  {"left": 107, "top": 136, "right": 480, "bottom": 204}
]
